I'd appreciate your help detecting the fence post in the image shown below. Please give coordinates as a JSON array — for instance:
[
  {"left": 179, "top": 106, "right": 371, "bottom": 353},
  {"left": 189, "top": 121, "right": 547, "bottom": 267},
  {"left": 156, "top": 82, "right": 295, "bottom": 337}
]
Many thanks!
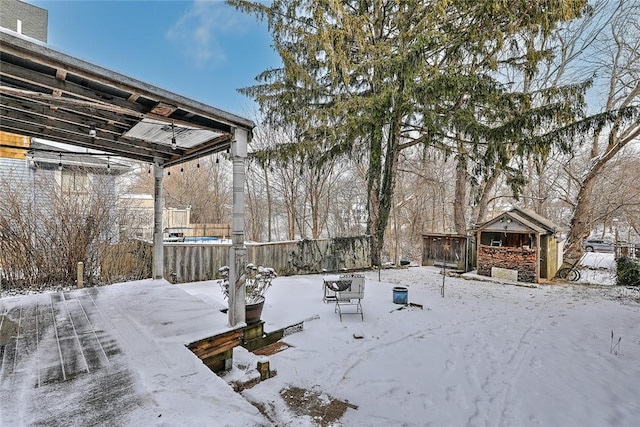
[{"left": 77, "top": 262, "right": 84, "bottom": 288}]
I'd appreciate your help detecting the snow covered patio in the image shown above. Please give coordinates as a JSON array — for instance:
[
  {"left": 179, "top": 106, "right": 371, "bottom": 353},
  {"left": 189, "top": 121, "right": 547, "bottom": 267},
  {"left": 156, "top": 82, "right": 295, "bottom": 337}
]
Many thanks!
[
  {"left": 1, "top": 262, "right": 639, "bottom": 426},
  {"left": 0, "top": 280, "right": 266, "bottom": 426}
]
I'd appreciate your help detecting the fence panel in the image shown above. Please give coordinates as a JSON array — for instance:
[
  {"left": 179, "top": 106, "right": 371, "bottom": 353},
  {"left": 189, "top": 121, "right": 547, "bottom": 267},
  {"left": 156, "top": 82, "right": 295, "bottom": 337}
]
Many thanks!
[{"left": 160, "top": 236, "right": 371, "bottom": 283}]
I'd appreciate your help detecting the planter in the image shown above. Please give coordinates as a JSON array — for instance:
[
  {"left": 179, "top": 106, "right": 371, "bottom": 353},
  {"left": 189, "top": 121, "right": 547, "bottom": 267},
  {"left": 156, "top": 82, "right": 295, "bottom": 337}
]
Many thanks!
[{"left": 245, "top": 296, "right": 265, "bottom": 325}]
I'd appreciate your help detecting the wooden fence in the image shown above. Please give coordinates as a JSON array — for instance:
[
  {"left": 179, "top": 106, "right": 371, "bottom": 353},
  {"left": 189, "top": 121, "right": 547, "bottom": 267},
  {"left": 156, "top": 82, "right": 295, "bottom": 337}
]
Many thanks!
[
  {"left": 162, "top": 236, "right": 372, "bottom": 283},
  {"left": 187, "top": 223, "right": 231, "bottom": 239}
]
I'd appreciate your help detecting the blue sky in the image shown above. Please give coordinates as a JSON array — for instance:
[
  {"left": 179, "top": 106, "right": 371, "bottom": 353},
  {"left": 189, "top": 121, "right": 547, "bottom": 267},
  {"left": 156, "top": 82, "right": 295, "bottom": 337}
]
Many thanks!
[{"left": 29, "top": 0, "right": 280, "bottom": 118}]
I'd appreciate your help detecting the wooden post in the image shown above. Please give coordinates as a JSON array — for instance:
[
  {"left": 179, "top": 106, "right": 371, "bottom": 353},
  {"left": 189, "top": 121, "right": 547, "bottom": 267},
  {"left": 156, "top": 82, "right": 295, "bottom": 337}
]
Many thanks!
[
  {"left": 153, "top": 162, "right": 164, "bottom": 279},
  {"left": 228, "top": 129, "right": 248, "bottom": 327},
  {"left": 257, "top": 357, "right": 270, "bottom": 380},
  {"left": 77, "top": 262, "right": 84, "bottom": 288}
]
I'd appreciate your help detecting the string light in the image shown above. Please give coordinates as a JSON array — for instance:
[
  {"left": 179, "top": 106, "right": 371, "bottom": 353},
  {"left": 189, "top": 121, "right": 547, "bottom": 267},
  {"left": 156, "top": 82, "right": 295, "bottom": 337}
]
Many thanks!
[
  {"left": 89, "top": 108, "right": 97, "bottom": 138},
  {"left": 171, "top": 123, "right": 177, "bottom": 150},
  {"left": 58, "top": 153, "right": 62, "bottom": 171}
]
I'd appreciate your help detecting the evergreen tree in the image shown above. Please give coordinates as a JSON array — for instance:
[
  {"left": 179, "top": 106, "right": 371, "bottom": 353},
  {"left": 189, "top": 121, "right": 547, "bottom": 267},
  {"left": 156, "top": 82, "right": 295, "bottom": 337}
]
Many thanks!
[{"left": 228, "top": 0, "right": 602, "bottom": 264}]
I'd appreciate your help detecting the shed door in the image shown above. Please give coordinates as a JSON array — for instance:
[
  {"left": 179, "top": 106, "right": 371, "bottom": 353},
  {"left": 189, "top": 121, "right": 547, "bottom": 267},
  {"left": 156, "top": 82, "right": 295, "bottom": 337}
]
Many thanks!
[{"left": 540, "top": 235, "right": 548, "bottom": 279}]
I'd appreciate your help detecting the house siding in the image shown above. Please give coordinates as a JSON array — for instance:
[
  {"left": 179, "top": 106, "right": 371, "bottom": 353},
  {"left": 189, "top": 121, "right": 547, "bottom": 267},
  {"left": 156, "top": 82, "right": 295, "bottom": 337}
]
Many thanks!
[
  {"left": 0, "top": 0, "right": 48, "bottom": 42},
  {"left": 0, "top": 156, "right": 30, "bottom": 183},
  {"left": 2, "top": 156, "right": 122, "bottom": 241}
]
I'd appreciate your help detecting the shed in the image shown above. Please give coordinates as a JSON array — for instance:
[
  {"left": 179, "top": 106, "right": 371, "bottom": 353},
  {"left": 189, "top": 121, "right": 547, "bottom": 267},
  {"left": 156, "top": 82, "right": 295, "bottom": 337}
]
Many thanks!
[
  {"left": 471, "top": 207, "right": 562, "bottom": 283},
  {"left": 421, "top": 233, "right": 469, "bottom": 272}
]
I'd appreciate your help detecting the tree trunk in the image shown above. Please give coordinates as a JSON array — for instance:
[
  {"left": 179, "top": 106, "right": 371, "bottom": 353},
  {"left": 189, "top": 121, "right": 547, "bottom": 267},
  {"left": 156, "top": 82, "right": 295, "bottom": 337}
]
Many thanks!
[
  {"left": 453, "top": 139, "right": 468, "bottom": 234},
  {"left": 564, "top": 172, "right": 597, "bottom": 260},
  {"left": 367, "top": 124, "right": 383, "bottom": 266},
  {"left": 287, "top": 183, "right": 296, "bottom": 240},
  {"left": 264, "top": 167, "right": 272, "bottom": 242},
  {"left": 474, "top": 166, "right": 501, "bottom": 225},
  {"left": 309, "top": 175, "right": 320, "bottom": 239}
]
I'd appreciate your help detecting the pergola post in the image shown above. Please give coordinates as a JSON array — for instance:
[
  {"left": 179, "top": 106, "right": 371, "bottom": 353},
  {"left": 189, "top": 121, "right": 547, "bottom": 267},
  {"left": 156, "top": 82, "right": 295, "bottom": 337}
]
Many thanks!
[
  {"left": 227, "top": 128, "right": 249, "bottom": 326},
  {"left": 153, "top": 162, "right": 164, "bottom": 280}
]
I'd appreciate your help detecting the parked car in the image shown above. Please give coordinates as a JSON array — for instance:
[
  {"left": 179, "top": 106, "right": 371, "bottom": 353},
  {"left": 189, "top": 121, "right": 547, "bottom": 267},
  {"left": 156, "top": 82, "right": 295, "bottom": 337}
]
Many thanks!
[{"left": 583, "top": 239, "right": 614, "bottom": 252}]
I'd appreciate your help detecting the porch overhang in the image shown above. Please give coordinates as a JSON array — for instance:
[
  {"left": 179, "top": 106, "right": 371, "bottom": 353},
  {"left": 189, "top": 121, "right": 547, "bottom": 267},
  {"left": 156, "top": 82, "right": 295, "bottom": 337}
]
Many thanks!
[{"left": 0, "top": 28, "right": 254, "bottom": 167}]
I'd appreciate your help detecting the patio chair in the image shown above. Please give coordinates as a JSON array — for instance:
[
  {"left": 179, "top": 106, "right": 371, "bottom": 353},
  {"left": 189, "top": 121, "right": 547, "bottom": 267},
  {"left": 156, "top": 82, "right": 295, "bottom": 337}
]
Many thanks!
[{"left": 325, "top": 273, "right": 365, "bottom": 321}]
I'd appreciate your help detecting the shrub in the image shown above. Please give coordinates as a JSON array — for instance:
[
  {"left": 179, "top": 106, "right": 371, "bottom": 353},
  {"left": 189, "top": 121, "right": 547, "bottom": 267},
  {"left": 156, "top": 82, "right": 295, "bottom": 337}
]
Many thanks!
[
  {"left": 0, "top": 167, "right": 136, "bottom": 290},
  {"left": 218, "top": 264, "right": 278, "bottom": 304},
  {"left": 616, "top": 257, "right": 640, "bottom": 286}
]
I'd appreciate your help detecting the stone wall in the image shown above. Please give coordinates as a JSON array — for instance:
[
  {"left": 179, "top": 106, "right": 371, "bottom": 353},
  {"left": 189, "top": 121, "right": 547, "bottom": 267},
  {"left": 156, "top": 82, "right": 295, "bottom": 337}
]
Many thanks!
[{"left": 477, "top": 245, "right": 537, "bottom": 283}]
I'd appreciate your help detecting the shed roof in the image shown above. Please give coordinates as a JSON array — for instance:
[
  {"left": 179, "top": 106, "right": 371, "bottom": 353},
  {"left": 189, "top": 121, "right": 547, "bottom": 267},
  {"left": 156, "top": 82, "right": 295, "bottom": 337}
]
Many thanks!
[
  {"left": 473, "top": 207, "right": 560, "bottom": 235},
  {"left": 0, "top": 28, "right": 254, "bottom": 167},
  {"left": 510, "top": 206, "right": 561, "bottom": 233}
]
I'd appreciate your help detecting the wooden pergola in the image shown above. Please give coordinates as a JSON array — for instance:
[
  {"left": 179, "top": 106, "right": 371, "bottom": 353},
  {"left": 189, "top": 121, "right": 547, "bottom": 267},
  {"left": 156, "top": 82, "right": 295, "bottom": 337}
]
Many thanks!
[{"left": 0, "top": 28, "right": 251, "bottom": 326}]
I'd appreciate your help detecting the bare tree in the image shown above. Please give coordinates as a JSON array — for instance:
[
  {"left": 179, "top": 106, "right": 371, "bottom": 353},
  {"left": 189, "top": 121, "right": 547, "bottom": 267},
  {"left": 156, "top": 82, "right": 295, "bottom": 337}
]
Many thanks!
[{"left": 564, "top": 0, "right": 640, "bottom": 258}]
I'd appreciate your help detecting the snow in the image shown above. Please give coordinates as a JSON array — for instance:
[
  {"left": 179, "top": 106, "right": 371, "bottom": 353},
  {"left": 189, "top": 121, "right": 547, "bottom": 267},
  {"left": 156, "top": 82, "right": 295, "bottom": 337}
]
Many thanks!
[
  {"left": 2, "top": 253, "right": 639, "bottom": 426},
  {"left": 0, "top": 280, "right": 267, "bottom": 427},
  {"left": 178, "top": 257, "right": 640, "bottom": 426},
  {"left": 578, "top": 252, "right": 618, "bottom": 286}
]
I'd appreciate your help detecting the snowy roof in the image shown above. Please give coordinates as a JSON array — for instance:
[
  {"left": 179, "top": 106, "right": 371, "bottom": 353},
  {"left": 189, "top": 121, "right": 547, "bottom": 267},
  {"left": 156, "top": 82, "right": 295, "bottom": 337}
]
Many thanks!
[{"left": 510, "top": 206, "right": 561, "bottom": 232}]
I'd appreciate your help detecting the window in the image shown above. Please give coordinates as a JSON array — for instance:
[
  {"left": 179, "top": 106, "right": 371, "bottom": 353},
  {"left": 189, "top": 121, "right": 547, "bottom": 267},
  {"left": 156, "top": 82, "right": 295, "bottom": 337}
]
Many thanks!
[{"left": 61, "top": 169, "right": 89, "bottom": 194}]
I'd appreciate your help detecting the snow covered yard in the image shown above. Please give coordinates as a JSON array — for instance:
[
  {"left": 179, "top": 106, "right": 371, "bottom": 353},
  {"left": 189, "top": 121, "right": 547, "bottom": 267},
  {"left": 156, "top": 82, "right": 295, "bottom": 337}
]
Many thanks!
[
  {"left": 1, "top": 261, "right": 638, "bottom": 426},
  {"left": 575, "top": 252, "right": 618, "bottom": 286},
  {"left": 182, "top": 266, "right": 640, "bottom": 426}
]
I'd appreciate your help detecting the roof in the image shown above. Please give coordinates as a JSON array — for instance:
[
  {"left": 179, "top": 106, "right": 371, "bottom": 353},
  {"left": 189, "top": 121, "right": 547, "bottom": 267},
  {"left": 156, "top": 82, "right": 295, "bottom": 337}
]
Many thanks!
[
  {"left": 421, "top": 232, "right": 468, "bottom": 238},
  {"left": 509, "top": 206, "right": 561, "bottom": 233},
  {"left": 29, "top": 140, "right": 130, "bottom": 173},
  {"left": 0, "top": 28, "right": 254, "bottom": 167},
  {"left": 473, "top": 207, "right": 560, "bottom": 235}
]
